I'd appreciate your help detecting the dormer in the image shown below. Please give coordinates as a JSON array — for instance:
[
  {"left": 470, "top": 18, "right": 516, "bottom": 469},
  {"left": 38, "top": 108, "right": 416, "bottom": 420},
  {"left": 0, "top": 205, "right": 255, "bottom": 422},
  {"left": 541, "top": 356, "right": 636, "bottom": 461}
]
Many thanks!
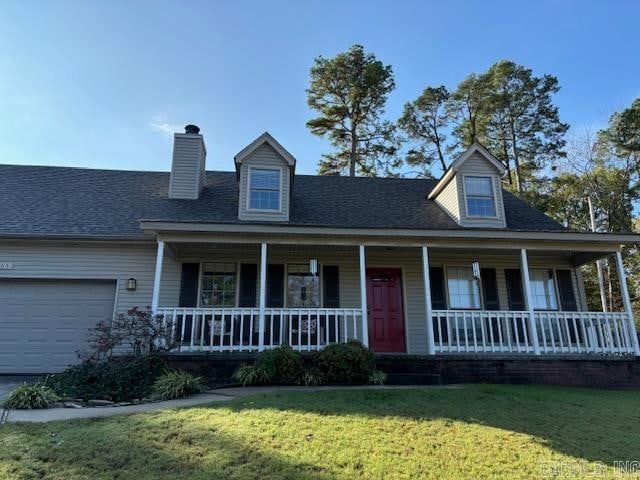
[
  {"left": 428, "top": 142, "right": 507, "bottom": 228},
  {"left": 235, "top": 132, "right": 296, "bottom": 222}
]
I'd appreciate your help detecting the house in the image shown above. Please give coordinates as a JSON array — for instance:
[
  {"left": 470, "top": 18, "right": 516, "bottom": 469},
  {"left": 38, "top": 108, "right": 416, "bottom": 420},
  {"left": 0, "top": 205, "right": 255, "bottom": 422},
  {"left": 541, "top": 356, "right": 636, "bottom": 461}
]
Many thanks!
[{"left": 1, "top": 125, "right": 639, "bottom": 375}]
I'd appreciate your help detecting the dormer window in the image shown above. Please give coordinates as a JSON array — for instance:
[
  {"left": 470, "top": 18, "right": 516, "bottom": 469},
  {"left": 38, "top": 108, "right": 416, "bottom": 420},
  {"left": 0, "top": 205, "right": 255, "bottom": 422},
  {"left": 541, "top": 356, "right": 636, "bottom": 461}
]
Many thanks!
[
  {"left": 464, "top": 176, "right": 496, "bottom": 217},
  {"left": 248, "top": 167, "right": 281, "bottom": 211}
]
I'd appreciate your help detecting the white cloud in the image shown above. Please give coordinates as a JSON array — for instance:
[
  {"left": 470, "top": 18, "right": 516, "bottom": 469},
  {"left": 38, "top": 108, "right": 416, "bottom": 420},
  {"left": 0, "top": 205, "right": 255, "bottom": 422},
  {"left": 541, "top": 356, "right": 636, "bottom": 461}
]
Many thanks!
[{"left": 147, "top": 112, "right": 181, "bottom": 137}]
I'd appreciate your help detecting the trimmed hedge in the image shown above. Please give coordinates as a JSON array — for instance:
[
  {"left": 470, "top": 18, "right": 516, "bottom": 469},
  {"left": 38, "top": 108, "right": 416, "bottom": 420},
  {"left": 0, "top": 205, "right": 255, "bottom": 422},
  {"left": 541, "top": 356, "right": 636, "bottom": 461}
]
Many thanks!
[
  {"left": 48, "top": 356, "right": 166, "bottom": 402},
  {"left": 309, "top": 340, "right": 375, "bottom": 384}
]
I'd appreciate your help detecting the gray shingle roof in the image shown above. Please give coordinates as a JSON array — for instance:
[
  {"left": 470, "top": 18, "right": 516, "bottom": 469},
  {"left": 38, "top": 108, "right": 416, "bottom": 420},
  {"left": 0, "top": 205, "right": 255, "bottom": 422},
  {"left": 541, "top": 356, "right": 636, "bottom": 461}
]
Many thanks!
[{"left": 0, "top": 165, "right": 565, "bottom": 238}]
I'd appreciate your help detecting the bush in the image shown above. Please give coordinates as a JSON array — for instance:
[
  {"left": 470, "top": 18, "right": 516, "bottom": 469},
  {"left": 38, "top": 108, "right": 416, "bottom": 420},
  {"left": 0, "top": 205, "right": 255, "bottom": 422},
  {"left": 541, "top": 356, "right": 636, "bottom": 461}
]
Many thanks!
[
  {"left": 297, "top": 367, "right": 324, "bottom": 386},
  {"left": 48, "top": 356, "right": 166, "bottom": 402},
  {"left": 310, "top": 340, "right": 375, "bottom": 384},
  {"left": 2, "top": 383, "right": 60, "bottom": 409},
  {"left": 367, "top": 370, "right": 387, "bottom": 385},
  {"left": 151, "top": 370, "right": 204, "bottom": 400},
  {"left": 233, "top": 345, "right": 303, "bottom": 386}
]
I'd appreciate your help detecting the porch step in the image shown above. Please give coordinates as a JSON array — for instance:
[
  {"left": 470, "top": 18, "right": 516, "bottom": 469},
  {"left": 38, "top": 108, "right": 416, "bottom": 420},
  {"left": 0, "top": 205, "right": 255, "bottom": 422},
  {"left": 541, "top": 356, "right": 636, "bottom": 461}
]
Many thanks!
[{"left": 385, "top": 373, "right": 442, "bottom": 386}]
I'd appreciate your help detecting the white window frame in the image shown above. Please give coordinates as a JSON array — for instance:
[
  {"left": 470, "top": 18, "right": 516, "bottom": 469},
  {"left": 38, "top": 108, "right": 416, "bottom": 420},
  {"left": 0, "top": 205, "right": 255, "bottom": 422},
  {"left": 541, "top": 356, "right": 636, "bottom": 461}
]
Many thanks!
[
  {"left": 462, "top": 175, "right": 499, "bottom": 219},
  {"left": 444, "top": 264, "right": 483, "bottom": 310},
  {"left": 246, "top": 166, "right": 283, "bottom": 213},
  {"left": 197, "top": 261, "right": 240, "bottom": 308},
  {"left": 528, "top": 268, "right": 559, "bottom": 311}
]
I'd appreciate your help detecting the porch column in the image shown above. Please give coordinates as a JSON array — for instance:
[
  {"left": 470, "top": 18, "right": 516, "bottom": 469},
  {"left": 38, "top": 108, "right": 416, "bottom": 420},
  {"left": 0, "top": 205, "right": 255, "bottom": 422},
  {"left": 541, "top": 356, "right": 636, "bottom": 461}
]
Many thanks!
[
  {"left": 258, "top": 242, "right": 267, "bottom": 352},
  {"left": 359, "top": 245, "right": 369, "bottom": 347},
  {"left": 520, "top": 249, "right": 541, "bottom": 355},
  {"left": 422, "top": 246, "right": 435, "bottom": 355},
  {"left": 150, "top": 240, "right": 164, "bottom": 314},
  {"left": 615, "top": 251, "right": 640, "bottom": 355}
]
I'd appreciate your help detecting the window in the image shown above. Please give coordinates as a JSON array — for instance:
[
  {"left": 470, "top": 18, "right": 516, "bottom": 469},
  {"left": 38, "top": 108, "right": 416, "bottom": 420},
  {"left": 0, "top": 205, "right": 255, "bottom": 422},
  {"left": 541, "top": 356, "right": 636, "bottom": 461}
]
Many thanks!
[
  {"left": 529, "top": 269, "right": 558, "bottom": 310},
  {"left": 465, "top": 176, "right": 496, "bottom": 217},
  {"left": 446, "top": 266, "right": 481, "bottom": 309},
  {"left": 249, "top": 168, "right": 280, "bottom": 210},
  {"left": 287, "top": 264, "right": 319, "bottom": 307},
  {"left": 200, "top": 263, "right": 236, "bottom": 307}
]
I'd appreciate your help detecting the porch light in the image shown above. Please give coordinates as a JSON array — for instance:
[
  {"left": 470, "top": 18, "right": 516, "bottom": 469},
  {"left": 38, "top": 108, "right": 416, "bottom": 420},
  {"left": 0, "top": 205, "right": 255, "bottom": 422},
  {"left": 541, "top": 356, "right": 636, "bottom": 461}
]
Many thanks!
[
  {"left": 126, "top": 278, "right": 137, "bottom": 291},
  {"left": 309, "top": 258, "right": 318, "bottom": 276},
  {"left": 472, "top": 261, "right": 481, "bottom": 280}
]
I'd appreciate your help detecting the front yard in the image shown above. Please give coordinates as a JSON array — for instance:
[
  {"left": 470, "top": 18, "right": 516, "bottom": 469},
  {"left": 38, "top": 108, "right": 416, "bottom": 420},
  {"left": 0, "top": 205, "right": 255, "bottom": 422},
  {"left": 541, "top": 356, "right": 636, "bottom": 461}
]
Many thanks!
[{"left": 1, "top": 385, "right": 639, "bottom": 479}]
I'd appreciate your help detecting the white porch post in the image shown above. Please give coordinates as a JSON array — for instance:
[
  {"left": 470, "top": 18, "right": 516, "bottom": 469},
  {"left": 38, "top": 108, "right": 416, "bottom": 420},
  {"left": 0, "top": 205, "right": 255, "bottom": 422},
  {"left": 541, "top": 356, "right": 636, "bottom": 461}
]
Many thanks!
[
  {"left": 615, "top": 251, "right": 640, "bottom": 355},
  {"left": 258, "top": 242, "right": 267, "bottom": 352},
  {"left": 359, "top": 245, "right": 369, "bottom": 347},
  {"left": 422, "top": 246, "right": 435, "bottom": 355},
  {"left": 520, "top": 249, "right": 541, "bottom": 355},
  {"left": 151, "top": 240, "right": 164, "bottom": 314}
]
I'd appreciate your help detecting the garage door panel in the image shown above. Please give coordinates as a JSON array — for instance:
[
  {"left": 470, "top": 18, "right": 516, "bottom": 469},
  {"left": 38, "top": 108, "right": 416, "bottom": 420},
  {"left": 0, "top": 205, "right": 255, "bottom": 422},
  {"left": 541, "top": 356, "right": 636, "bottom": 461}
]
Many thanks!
[{"left": 0, "top": 279, "right": 116, "bottom": 373}]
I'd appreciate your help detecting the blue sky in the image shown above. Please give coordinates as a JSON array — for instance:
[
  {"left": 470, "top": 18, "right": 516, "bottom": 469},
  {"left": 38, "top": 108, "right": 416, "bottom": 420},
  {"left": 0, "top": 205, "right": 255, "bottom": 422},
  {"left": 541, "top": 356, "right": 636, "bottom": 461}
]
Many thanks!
[{"left": 1, "top": 0, "right": 639, "bottom": 175}]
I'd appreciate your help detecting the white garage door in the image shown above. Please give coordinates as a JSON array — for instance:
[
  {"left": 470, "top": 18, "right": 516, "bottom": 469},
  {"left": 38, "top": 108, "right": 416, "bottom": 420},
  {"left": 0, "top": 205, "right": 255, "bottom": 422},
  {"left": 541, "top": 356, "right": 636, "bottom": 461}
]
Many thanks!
[{"left": 0, "top": 279, "right": 116, "bottom": 373}]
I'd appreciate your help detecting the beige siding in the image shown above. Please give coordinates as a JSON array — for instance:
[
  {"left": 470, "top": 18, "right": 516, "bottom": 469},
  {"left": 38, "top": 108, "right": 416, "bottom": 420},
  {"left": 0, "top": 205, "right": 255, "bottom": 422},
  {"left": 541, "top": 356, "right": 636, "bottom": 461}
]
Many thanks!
[
  {"left": 238, "top": 143, "right": 290, "bottom": 221},
  {"left": 434, "top": 177, "right": 460, "bottom": 223},
  {"left": 0, "top": 242, "right": 179, "bottom": 315},
  {"left": 169, "top": 135, "right": 206, "bottom": 200},
  {"left": 0, "top": 241, "right": 586, "bottom": 356}
]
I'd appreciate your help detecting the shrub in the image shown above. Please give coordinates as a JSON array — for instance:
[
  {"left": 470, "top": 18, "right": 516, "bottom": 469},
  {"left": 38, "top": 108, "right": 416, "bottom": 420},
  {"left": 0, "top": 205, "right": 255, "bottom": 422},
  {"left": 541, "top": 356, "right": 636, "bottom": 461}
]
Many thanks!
[
  {"left": 81, "top": 307, "right": 175, "bottom": 361},
  {"left": 233, "top": 364, "right": 272, "bottom": 386},
  {"left": 2, "top": 383, "right": 60, "bottom": 410},
  {"left": 151, "top": 370, "right": 204, "bottom": 400},
  {"left": 48, "top": 355, "right": 166, "bottom": 402},
  {"left": 310, "top": 340, "right": 375, "bottom": 384},
  {"left": 367, "top": 370, "right": 387, "bottom": 385},
  {"left": 297, "top": 367, "right": 324, "bottom": 386},
  {"left": 232, "top": 345, "right": 303, "bottom": 385}
]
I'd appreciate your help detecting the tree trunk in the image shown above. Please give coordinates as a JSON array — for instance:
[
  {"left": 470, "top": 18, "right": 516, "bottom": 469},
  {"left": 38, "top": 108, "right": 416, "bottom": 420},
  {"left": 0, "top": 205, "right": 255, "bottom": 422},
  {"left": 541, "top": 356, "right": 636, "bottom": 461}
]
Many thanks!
[
  {"left": 509, "top": 122, "right": 524, "bottom": 193},
  {"left": 349, "top": 129, "right": 357, "bottom": 177}
]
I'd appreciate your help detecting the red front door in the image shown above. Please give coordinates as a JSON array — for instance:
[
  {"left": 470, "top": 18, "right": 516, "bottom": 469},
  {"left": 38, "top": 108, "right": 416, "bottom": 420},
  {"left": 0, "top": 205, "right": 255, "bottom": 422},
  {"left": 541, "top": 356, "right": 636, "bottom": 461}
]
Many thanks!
[{"left": 366, "top": 268, "right": 406, "bottom": 353}]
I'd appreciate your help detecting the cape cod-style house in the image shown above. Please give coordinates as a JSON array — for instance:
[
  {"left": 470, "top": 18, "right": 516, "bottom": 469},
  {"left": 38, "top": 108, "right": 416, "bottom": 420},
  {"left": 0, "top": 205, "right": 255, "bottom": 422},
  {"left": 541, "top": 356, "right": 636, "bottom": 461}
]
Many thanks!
[{"left": 1, "top": 125, "right": 639, "bottom": 374}]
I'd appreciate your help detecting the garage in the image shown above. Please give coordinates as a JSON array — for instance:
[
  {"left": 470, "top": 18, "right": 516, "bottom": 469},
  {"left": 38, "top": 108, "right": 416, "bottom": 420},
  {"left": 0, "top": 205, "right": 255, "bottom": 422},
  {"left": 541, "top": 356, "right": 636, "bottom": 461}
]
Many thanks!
[{"left": 0, "top": 279, "right": 117, "bottom": 373}]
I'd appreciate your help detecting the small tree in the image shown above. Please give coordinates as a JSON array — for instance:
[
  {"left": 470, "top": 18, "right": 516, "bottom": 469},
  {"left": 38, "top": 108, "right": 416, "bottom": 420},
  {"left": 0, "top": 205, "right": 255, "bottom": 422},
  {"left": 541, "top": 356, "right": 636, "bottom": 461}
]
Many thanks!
[{"left": 81, "top": 307, "right": 175, "bottom": 361}]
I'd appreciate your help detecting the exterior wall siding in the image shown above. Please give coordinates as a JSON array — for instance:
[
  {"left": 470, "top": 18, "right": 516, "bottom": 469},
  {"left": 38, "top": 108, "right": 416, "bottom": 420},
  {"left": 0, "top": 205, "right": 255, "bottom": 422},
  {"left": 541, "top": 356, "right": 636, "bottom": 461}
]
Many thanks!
[
  {"left": 434, "top": 177, "right": 460, "bottom": 223},
  {"left": 0, "top": 241, "right": 587, "bottom": 356},
  {"left": 237, "top": 143, "right": 290, "bottom": 221}
]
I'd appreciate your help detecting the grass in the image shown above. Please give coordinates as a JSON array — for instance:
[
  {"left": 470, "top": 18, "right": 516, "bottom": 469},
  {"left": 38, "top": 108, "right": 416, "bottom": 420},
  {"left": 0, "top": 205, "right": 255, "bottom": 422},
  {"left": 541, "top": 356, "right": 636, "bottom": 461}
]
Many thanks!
[{"left": 1, "top": 385, "right": 639, "bottom": 479}]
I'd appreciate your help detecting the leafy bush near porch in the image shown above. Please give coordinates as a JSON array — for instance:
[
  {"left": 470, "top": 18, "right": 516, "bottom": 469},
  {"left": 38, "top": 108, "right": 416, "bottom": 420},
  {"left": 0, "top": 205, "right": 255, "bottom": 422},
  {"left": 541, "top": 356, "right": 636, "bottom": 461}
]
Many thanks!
[
  {"left": 309, "top": 340, "right": 376, "bottom": 384},
  {"left": 233, "top": 345, "right": 303, "bottom": 386},
  {"left": 233, "top": 341, "right": 383, "bottom": 386},
  {"left": 151, "top": 370, "right": 204, "bottom": 400},
  {"left": 48, "top": 356, "right": 166, "bottom": 402},
  {"left": 2, "top": 383, "right": 60, "bottom": 410}
]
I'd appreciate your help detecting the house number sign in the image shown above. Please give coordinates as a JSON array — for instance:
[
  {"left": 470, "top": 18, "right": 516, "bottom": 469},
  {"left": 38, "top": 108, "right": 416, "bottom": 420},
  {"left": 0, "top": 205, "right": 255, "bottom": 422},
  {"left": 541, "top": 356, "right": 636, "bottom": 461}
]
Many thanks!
[{"left": 0, "top": 262, "right": 13, "bottom": 270}]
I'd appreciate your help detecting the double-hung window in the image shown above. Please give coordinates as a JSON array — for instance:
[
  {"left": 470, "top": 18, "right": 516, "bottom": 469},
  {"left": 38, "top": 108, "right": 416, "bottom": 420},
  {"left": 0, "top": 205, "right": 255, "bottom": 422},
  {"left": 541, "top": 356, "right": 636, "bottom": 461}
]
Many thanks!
[
  {"left": 465, "top": 176, "right": 496, "bottom": 217},
  {"left": 446, "top": 266, "right": 481, "bottom": 309},
  {"left": 529, "top": 269, "right": 558, "bottom": 310},
  {"left": 200, "top": 263, "right": 236, "bottom": 307},
  {"left": 249, "top": 168, "right": 280, "bottom": 211}
]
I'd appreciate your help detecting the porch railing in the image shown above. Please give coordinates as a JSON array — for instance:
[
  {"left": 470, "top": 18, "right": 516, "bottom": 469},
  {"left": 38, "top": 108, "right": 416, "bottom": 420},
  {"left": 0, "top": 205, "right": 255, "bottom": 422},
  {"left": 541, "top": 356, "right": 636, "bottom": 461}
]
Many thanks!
[
  {"left": 156, "top": 307, "right": 364, "bottom": 353},
  {"left": 433, "top": 309, "right": 637, "bottom": 355}
]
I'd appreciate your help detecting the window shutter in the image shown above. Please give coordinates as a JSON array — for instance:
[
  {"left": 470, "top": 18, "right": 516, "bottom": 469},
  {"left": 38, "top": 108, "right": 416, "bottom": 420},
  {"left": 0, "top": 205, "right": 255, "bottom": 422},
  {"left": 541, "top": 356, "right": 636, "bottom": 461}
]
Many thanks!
[
  {"left": 238, "top": 264, "right": 258, "bottom": 307},
  {"left": 266, "top": 264, "right": 285, "bottom": 307},
  {"left": 505, "top": 269, "right": 525, "bottom": 310},
  {"left": 322, "top": 265, "right": 340, "bottom": 307},
  {"left": 481, "top": 268, "right": 500, "bottom": 310},
  {"left": 556, "top": 269, "right": 578, "bottom": 312},
  {"left": 430, "top": 267, "right": 447, "bottom": 309},
  {"left": 178, "top": 263, "right": 200, "bottom": 307}
]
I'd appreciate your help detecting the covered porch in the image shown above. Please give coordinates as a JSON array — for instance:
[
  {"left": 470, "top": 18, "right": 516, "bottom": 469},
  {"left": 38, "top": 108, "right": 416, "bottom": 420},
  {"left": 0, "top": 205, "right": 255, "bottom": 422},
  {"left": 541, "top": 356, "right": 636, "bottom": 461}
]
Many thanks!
[{"left": 147, "top": 232, "right": 640, "bottom": 357}]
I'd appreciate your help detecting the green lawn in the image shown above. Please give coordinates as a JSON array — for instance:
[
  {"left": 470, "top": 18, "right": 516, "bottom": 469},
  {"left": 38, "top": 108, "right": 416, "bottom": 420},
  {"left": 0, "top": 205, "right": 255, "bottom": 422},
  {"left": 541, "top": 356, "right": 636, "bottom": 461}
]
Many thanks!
[{"left": 1, "top": 385, "right": 639, "bottom": 479}]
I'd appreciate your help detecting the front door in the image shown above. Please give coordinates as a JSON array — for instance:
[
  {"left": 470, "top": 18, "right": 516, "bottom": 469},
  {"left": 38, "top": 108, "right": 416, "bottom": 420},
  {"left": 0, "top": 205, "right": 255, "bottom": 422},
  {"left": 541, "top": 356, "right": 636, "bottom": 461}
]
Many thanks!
[{"left": 366, "top": 268, "right": 406, "bottom": 353}]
